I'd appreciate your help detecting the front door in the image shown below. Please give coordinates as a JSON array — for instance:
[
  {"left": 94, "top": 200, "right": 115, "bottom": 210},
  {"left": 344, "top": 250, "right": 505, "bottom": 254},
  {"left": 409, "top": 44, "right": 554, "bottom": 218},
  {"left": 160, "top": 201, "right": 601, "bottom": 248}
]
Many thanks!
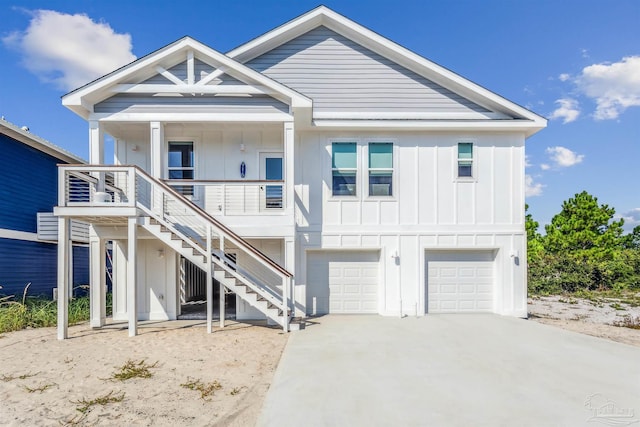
[{"left": 259, "top": 153, "right": 283, "bottom": 209}]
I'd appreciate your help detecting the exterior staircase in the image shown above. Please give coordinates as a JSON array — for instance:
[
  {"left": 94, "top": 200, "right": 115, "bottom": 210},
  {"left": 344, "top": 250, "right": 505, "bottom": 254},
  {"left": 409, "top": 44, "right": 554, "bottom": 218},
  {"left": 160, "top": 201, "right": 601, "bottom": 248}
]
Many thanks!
[
  {"left": 142, "top": 217, "right": 291, "bottom": 326},
  {"left": 58, "top": 165, "right": 293, "bottom": 331}
]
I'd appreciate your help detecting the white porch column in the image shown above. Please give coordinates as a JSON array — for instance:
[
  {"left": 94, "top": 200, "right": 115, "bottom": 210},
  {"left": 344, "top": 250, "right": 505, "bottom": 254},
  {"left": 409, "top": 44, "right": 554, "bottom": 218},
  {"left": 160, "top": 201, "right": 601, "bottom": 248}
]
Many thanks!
[
  {"left": 67, "top": 241, "right": 74, "bottom": 300},
  {"left": 57, "top": 218, "right": 70, "bottom": 340},
  {"left": 89, "top": 229, "right": 106, "bottom": 328},
  {"left": 127, "top": 217, "right": 138, "bottom": 337},
  {"left": 284, "top": 122, "right": 294, "bottom": 213},
  {"left": 284, "top": 236, "right": 299, "bottom": 317},
  {"left": 150, "top": 122, "right": 164, "bottom": 179},
  {"left": 89, "top": 120, "right": 105, "bottom": 165},
  {"left": 219, "top": 236, "right": 225, "bottom": 329},
  {"left": 206, "top": 224, "right": 213, "bottom": 334},
  {"left": 89, "top": 120, "right": 105, "bottom": 192}
]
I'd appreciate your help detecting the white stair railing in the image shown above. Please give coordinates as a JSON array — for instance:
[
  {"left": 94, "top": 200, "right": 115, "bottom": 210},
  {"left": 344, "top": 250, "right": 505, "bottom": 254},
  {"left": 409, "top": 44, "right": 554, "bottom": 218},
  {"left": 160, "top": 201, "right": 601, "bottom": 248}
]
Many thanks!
[{"left": 59, "top": 165, "right": 293, "bottom": 330}]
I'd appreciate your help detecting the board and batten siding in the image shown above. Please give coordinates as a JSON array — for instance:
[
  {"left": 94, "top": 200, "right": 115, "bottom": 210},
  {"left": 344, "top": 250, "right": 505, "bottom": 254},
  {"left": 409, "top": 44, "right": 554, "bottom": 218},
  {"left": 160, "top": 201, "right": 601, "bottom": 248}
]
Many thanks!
[
  {"left": 0, "top": 133, "right": 63, "bottom": 233},
  {"left": 0, "top": 239, "right": 89, "bottom": 297},
  {"left": 246, "top": 26, "right": 490, "bottom": 114},
  {"left": 295, "top": 132, "right": 525, "bottom": 230}
]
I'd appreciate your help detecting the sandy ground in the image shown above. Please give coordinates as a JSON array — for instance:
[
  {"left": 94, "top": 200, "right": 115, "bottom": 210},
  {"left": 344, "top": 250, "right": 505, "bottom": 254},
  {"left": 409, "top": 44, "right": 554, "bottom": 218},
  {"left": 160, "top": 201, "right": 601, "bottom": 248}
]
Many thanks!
[
  {"left": 0, "top": 320, "right": 288, "bottom": 426},
  {"left": 1, "top": 298, "right": 638, "bottom": 426},
  {"left": 528, "top": 295, "right": 640, "bottom": 347}
]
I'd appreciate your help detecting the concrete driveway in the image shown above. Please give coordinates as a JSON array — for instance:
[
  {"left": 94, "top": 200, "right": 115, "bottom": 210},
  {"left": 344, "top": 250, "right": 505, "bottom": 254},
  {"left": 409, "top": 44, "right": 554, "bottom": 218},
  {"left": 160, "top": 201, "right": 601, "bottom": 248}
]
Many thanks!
[{"left": 258, "top": 315, "right": 640, "bottom": 427}]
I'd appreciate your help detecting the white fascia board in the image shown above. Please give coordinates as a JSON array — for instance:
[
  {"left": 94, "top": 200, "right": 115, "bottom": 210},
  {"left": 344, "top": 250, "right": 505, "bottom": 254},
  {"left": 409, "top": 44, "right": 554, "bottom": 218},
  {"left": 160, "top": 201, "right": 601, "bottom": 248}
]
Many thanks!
[
  {"left": 63, "top": 37, "right": 311, "bottom": 116},
  {"left": 228, "top": 7, "right": 326, "bottom": 61},
  {"left": 62, "top": 38, "right": 190, "bottom": 110},
  {"left": 0, "top": 119, "right": 86, "bottom": 163},
  {"left": 313, "top": 111, "right": 511, "bottom": 120},
  {"left": 227, "top": 6, "right": 546, "bottom": 129},
  {"left": 91, "top": 112, "right": 293, "bottom": 123},
  {"left": 312, "top": 119, "right": 543, "bottom": 136}
]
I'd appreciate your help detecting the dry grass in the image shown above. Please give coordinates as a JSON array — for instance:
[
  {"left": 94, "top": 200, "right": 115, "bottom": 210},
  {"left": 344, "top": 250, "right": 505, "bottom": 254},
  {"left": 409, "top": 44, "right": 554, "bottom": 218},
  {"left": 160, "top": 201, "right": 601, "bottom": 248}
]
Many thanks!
[
  {"left": 1, "top": 372, "right": 39, "bottom": 382},
  {"left": 180, "top": 377, "right": 223, "bottom": 400},
  {"left": 24, "top": 383, "right": 55, "bottom": 393},
  {"left": 108, "top": 359, "right": 158, "bottom": 381},
  {"left": 72, "top": 390, "right": 125, "bottom": 414}
]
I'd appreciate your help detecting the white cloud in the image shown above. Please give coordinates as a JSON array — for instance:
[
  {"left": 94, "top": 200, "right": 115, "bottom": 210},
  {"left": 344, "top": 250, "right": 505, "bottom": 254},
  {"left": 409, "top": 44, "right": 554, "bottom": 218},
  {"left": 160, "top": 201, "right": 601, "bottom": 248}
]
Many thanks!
[
  {"left": 525, "top": 175, "right": 544, "bottom": 197},
  {"left": 549, "top": 98, "right": 581, "bottom": 124},
  {"left": 2, "top": 9, "right": 136, "bottom": 91},
  {"left": 540, "top": 163, "right": 551, "bottom": 171},
  {"left": 525, "top": 155, "right": 532, "bottom": 168},
  {"left": 622, "top": 208, "right": 640, "bottom": 224},
  {"left": 620, "top": 208, "right": 640, "bottom": 231},
  {"left": 558, "top": 73, "right": 571, "bottom": 82},
  {"left": 545, "top": 146, "right": 584, "bottom": 168},
  {"left": 576, "top": 56, "right": 640, "bottom": 120}
]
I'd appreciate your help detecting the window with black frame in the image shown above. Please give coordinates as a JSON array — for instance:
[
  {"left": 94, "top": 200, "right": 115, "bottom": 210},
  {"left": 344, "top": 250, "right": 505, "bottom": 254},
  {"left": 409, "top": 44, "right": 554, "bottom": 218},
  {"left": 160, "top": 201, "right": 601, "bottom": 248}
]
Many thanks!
[{"left": 168, "top": 141, "right": 194, "bottom": 196}]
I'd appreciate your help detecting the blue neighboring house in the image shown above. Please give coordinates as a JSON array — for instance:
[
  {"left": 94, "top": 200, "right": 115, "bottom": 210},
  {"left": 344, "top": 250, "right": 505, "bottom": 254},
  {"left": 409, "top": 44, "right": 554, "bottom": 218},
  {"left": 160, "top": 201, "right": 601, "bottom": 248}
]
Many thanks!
[{"left": 0, "top": 118, "right": 90, "bottom": 298}]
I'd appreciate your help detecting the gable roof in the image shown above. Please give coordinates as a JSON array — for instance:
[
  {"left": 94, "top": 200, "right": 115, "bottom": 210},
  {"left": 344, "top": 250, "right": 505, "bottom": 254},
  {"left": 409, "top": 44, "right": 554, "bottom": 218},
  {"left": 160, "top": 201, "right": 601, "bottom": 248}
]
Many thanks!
[
  {"left": 228, "top": 6, "right": 547, "bottom": 134},
  {"left": 62, "top": 36, "right": 312, "bottom": 119},
  {"left": 0, "top": 118, "right": 85, "bottom": 164}
]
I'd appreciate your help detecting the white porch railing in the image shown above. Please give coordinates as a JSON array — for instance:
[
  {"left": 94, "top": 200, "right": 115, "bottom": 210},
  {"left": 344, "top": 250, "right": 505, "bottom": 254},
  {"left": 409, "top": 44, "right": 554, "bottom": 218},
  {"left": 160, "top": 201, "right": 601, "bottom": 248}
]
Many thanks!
[
  {"left": 165, "top": 180, "right": 285, "bottom": 215},
  {"left": 58, "top": 165, "right": 293, "bottom": 331}
]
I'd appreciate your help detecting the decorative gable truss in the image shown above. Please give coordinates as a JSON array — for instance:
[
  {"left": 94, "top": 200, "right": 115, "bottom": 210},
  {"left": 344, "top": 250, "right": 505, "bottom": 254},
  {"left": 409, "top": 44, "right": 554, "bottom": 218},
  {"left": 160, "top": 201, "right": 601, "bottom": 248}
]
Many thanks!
[{"left": 62, "top": 37, "right": 311, "bottom": 123}]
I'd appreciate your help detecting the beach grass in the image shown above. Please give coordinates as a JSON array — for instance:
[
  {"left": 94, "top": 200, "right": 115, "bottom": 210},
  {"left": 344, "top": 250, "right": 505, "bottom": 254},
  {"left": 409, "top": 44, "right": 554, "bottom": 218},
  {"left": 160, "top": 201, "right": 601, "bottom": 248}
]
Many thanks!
[{"left": 0, "top": 284, "right": 108, "bottom": 333}]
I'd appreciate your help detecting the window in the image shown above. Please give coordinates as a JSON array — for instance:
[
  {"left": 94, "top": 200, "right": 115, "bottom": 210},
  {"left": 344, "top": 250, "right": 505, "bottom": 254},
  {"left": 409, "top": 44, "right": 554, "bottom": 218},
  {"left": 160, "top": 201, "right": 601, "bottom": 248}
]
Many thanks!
[
  {"left": 263, "top": 155, "right": 283, "bottom": 209},
  {"left": 457, "top": 142, "right": 473, "bottom": 178},
  {"left": 168, "top": 141, "right": 194, "bottom": 196},
  {"left": 332, "top": 142, "right": 357, "bottom": 196},
  {"left": 368, "top": 143, "right": 393, "bottom": 196}
]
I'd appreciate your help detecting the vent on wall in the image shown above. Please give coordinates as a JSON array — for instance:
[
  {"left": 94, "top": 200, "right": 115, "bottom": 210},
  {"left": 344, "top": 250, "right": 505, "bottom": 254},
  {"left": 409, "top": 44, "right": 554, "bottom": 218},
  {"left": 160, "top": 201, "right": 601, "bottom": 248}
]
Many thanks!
[{"left": 37, "top": 212, "right": 90, "bottom": 243}]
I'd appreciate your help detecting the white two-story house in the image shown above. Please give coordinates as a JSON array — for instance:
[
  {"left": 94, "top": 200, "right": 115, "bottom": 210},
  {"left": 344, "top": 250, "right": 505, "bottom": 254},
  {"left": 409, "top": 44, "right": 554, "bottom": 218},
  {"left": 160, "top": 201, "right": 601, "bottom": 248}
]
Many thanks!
[{"left": 54, "top": 6, "right": 546, "bottom": 338}]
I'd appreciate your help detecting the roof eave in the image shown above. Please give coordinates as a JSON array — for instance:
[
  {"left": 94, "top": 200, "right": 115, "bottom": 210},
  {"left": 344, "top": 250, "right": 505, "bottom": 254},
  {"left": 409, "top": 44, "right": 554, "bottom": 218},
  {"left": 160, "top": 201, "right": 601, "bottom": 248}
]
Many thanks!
[
  {"left": 62, "top": 37, "right": 311, "bottom": 119},
  {"left": 0, "top": 120, "right": 86, "bottom": 163}
]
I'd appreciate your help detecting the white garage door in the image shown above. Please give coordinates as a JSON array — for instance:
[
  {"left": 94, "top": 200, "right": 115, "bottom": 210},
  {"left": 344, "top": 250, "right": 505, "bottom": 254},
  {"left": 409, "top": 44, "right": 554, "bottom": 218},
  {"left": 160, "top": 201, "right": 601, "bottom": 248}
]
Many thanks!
[
  {"left": 307, "top": 251, "right": 379, "bottom": 315},
  {"left": 426, "top": 251, "right": 495, "bottom": 313}
]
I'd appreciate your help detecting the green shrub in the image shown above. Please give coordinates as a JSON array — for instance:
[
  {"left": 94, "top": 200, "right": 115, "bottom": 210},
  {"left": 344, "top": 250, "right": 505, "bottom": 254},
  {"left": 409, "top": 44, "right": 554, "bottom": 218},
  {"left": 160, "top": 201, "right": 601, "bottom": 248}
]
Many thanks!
[
  {"left": 0, "top": 284, "right": 106, "bottom": 333},
  {"left": 528, "top": 249, "right": 640, "bottom": 295}
]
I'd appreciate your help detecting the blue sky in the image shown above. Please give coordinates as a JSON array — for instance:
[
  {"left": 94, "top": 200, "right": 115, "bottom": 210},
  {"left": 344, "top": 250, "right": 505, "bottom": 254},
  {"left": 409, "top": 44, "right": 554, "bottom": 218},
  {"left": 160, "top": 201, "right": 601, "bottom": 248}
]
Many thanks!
[{"left": 1, "top": 0, "right": 638, "bottom": 232}]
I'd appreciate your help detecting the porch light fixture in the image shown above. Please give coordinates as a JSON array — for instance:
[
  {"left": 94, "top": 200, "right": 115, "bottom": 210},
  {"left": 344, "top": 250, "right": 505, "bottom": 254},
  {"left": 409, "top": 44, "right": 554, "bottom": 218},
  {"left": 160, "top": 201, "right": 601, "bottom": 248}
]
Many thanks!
[
  {"left": 131, "top": 144, "right": 139, "bottom": 152},
  {"left": 240, "top": 143, "right": 246, "bottom": 152},
  {"left": 157, "top": 249, "right": 165, "bottom": 258}
]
